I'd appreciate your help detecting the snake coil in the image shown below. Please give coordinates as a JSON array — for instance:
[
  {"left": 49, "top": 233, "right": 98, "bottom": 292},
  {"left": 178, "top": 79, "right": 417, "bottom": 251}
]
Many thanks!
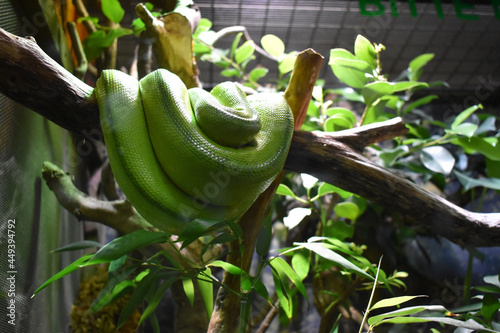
[{"left": 95, "top": 69, "right": 294, "bottom": 234}]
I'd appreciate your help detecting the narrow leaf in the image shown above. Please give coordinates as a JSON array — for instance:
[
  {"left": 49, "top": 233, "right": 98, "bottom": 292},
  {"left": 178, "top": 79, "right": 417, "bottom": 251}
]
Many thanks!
[
  {"left": 89, "top": 230, "right": 169, "bottom": 264},
  {"left": 197, "top": 268, "right": 214, "bottom": 319},
  {"left": 451, "top": 104, "right": 483, "bottom": 129},
  {"left": 299, "top": 242, "right": 372, "bottom": 279},
  {"left": 32, "top": 254, "right": 93, "bottom": 297},
  {"left": 209, "top": 260, "right": 242, "bottom": 275},
  {"left": 270, "top": 257, "right": 308, "bottom": 301},
  {"left": 370, "top": 295, "right": 427, "bottom": 311},
  {"left": 139, "top": 273, "right": 179, "bottom": 325},
  {"left": 51, "top": 240, "right": 101, "bottom": 253},
  {"left": 183, "top": 278, "right": 195, "bottom": 307}
]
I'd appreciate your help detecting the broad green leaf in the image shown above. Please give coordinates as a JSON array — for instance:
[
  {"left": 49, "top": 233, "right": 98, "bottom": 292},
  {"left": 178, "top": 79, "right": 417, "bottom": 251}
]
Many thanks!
[
  {"left": 209, "top": 260, "right": 242, "bottom": 275},
  {"left": 408, "top": 53, "right": 434, "bottom": 81},
  {"left": 51, "top": 240, "right": 101, "bottom": 253},
  {"left": 197, "top": 268, "right": 214, "bottom": 319},
  {"left": 370, "top": 295, "right": 426, "bottom": 311},
  {"left": 183, "top": 278, "right": 195, "bottom": 307},
  {"left": 139, "top": 273, "right": 179, "bottom": 325},
  {"left": 487, "top": 158, "right": 500, "bottom": 179},
  {"left": 298, "top": 242, "right": 372, "bottom": 279},
  {"left": 194, "top": 18, "right": 212, "bottom": 36},
  {"left": 403, "top": 95, "right": 438, "bottom": 115},
  {"left": 235, "top": 40, "right": 255, "bottom": 65},
  {"left": 324, "top": 219, "right": 354, "bottom": 241},
  {"left": 317, "top": 182, "right": 352, "bottom": 199},
  {"left": 330, "top": 57, "right": 372, "bottom": 89},
  {"left": 102, "top": 0, "right": 125, "bottom": 23},
  {"left": 482, "top": 294, "right": 500, "bottom": 323},
  {"left": 220, "top": 68, "right": 241, "bottom": 78},
  {"left": 261, "top": 34, "right": 285, "bottom": 58},
  {"left": 291, "top": 249, "right": 311, "bottom": 281},
  {"left": 328, "top": 87, "right": 364, "bottom": 103},
  {"left": 325, "top": 107, "right": 357, "bottom": 125},
  {"left": 276, "top": 184, "right": 299, "bottom": 199},
  {"left": 117, "top": 268, "right": 161, "bottom": 330},
  {"left": 89, "top": 230, "right": 169, "bottom": 264},
  {"left": 32, "top": 254, "right": 93, "bottom": 297},
  {"left": 354, "top": 35, "right": 377, "bottom": 69},
  {"left": 270, "top": 257, "right": 308, "bottom": 301},
  {"left": 446, "top": 122, "right": 477, "bottom": 137},
  {"left": 249, "top": 67, "right": 268, "bottom": 82},
  {"left": 256, "top": 215, "right": 272, "bottom": 258},
  {"left": 392, "top": 81, "right": 428, "bottom": 92},
  {"left": 451, "top": 136, "right": 500, "bottom": 161},
  {"left": 451, "top": 104, "right": 483, "bottom": 129},
  {"left": 420, "top": 146, "right": 455, "bottom": 175},
  {"left": 324, "top": 114, "right": 353, "bottom": 131},
  {"left": 333, "top": 202, "right": 360, "bottom": 220},
  {"left": 329, "top": 48, "right": 358, "bottom": 61},
  {"left": 362, "top": 82, "right": 395, "bottom": 106},
  {"left": 278, "top": 53, "right": 297, "bottom": 74},
  {"left": 454, "top": 171, "right": 500, "bottom": 191},
  {"left": 312, "top": 85, "right": 323, "bottom": 102}
]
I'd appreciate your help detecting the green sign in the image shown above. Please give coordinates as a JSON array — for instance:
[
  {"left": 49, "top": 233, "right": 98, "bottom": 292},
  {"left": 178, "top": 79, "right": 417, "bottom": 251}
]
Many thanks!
[{"left": 359, "top": 0, "right": 500, "bottom": 20}]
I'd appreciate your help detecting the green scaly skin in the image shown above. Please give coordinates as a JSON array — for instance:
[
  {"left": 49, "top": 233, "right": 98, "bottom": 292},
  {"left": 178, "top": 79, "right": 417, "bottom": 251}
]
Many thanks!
[{"left": 95, "top": 69, "right": 294, "bottom": 235}]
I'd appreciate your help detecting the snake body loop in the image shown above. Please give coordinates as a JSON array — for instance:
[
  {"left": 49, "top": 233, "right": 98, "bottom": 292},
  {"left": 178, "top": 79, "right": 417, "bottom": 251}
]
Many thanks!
[{"left": 95, "top": 69, "right": 293, "bottom": 234}]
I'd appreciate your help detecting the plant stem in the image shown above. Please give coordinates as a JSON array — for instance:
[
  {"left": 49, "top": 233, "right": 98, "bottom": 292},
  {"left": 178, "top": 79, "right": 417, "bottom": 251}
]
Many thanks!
[{"left": 359, "top": 257, "right": 382, "bottom": 333}]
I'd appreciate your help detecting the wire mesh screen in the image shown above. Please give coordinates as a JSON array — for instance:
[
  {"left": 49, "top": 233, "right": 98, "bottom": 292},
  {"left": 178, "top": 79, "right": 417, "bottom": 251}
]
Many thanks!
[{"left": 193, "top": 0, "right": 500, "bottom": 94}]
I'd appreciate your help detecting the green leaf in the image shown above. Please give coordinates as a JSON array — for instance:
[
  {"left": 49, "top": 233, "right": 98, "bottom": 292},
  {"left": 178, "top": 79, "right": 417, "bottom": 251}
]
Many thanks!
[
  {"left": 89, "top": 230, "right": 169, "bottom": 264},
  {"left": 324, "top": 219, "right": 354, "bottom": 241},
  {"left": 298, "top": 242, "right": 372, "bottom": 279},
  {"left": 420, "top": 146, "right": 455, "bottom": 175},
  {"left": 325, "top": 107, "right": 357, "bottom": 125},
  {"left": 481, "top": 294, "right": 500, "bottom": 323},
  {"left": 249, "top": 67, "right": 268, "bottom": 83},
  {"left": 51, "top": 240, "right": 102, "bottom": 253},
  {"left": 354, "top": 35, "right": 377, "bottom": 69},
  {"left": 447, "top": 122, "right": 478, "bottom": 137},
  {"left": 333, "top": 202, "right": 360, "bottom": 220},
  {"left": 392, "top": 81, "right": 428, "bottom": 92},
  {"left": 278, "top": 53, "right": 296, "bottom": 75},
  {"left": 182, "top": 278, "right": 195, "bottom": 307},
  {"left": 330, "top": 57, "right": 372, "bottom": 89},
  {"left": 235, "top": 40, "right": 255, "bottom": 65},
  {"left": 283, "top": 207, "right": 311, "bottom": 230},
  {"left": 484, "top": 274, "right": 500, "bottom": 288},
  {"left": 102, "top": 0, "right": 125, "bottom": 23},
  {"left": 117, "top": 268, "right": 161, "bottom": 330},
  {"left": 324, "top": 114, "right": 353, "bottom": 131},
  {"left": 329, "top": 48, "right": 358, "bottom": 61},
  {"left": 368, "top": 305, "right": 443, "bottom": 326},
  {"left": 451, "top": 104, "right": 483, "bottom": 129},
  {"left": 370, "top": 295, "right": 427, "bottom": 311},
  {"left": 32, "top": 254, "right": 94, "bottom": 297},
  {"left": 276, "top": 184, "right": 299, "bottom": 200},
  {"left": 362, "top": 82, "right": 395, "bottom": 106},
  {"left": 403, "top": 95, "right": 439, "bottom": 115},
  {"left": 451, "top": 136, "right": 500, "bottom": 161},
  {"left": 253, "top": 279, "right": 271, "bottom": 304},
  {"left": 261, "top": 34, "right": 285, "bottom": 58},
  {"left": 454, "top": 171, "right": 500, "bottom": 191},
  {"left": 220, "top": 68, "right": 241, "bottom": 78},
  {"left": 197, "top": 268, "right": 214, "bottom": 319},
  {"left": 408, "top": 53, "right": 434, "bottom": 81},
  {"left": 230, "top": 32, "right": 243, "bottom": 60},
  {"left": 270, "top": 264, "right": 293, "bottom": 319},
  {"left": 139, "top": 273, "right": 179, "bottom": 326},
  {"left": 317, "top": 182, "right": 352, "bottom": 199},
  {"left": 209, "top": 260, "right": 242, "bottom": 275},
  {"left": 270, "top": 257, "right": 308, "bottom": 301},
  {"left": 291, "top": 249, "right": 311, "bottom": 281}
]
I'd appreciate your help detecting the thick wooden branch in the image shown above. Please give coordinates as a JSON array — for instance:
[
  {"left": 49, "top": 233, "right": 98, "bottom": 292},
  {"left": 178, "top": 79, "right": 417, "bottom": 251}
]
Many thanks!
[
  {"left": 286, "top": 131, "right": 500, "bottom": 247},
  {"left": 1, "top": 28, "right": 499, "bottom": 247}
]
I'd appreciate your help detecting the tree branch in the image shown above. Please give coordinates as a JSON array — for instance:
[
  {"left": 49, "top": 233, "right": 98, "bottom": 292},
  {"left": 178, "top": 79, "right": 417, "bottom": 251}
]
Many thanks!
[{"left": 1, "top": 28, "right": 499, "bottom": 247}]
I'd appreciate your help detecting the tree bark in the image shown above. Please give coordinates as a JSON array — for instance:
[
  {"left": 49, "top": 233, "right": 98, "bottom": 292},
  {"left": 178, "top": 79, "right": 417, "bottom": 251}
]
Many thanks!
[{"left": 1, "top": 27, "right": 499, "bottom": 249}]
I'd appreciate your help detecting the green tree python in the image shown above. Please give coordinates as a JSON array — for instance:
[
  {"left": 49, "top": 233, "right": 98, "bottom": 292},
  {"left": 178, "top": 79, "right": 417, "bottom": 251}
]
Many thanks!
[{"left": 94, "top": 69, "right": 294, "bottom": 234}]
